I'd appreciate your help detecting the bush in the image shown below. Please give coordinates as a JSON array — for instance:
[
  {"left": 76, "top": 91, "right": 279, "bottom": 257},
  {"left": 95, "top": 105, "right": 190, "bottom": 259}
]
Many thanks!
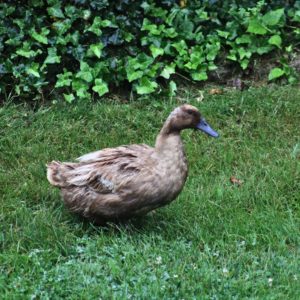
[{"left": 0, "top": 0, "right": 299, "bottom": 102}]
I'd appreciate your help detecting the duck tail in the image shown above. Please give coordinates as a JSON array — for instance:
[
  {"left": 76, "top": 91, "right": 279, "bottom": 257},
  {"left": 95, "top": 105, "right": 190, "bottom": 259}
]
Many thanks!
[{"left": 46, "top": 161, "right": 73, "bottom": 187}]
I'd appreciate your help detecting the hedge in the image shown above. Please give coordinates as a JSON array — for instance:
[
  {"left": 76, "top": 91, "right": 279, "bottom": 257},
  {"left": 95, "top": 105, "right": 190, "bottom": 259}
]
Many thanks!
[{"left": 0, "top": 0, "right": 299, "bottom": 102}]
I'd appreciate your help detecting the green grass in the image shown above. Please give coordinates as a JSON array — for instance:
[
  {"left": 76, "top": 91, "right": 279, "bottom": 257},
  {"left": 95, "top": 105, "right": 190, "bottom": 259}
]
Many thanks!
[{"left": 0, "top": 86, "right": 299, "bottom": 299}]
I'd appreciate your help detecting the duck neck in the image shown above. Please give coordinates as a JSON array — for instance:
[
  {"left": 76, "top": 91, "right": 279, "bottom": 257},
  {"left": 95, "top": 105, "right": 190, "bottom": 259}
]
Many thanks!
[{"left": 155, "top": 120, "right": 183, "bottom": 154}]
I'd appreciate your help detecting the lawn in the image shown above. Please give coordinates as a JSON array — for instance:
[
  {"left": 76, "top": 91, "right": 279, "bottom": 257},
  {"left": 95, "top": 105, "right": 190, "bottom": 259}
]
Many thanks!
[{"left": 0, "top": 86, "right": 299, "bottom": 299}]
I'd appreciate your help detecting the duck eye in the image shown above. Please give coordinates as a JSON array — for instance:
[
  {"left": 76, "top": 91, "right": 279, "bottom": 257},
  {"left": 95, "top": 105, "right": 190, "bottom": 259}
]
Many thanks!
[{"left": 186, "top": 110, "right": 194, "bottom": 115}]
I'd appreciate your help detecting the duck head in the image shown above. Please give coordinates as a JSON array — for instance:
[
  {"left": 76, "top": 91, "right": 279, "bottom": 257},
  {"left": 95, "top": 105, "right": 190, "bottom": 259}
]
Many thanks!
[{"left": 163, "top": 104, "right": 219, "bottom": 137}]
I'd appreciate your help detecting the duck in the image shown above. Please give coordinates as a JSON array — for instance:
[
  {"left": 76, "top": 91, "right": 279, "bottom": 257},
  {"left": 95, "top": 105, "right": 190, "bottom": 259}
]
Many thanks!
[{"left": 47, "top": 104, "right": 218, "bottom": 224}]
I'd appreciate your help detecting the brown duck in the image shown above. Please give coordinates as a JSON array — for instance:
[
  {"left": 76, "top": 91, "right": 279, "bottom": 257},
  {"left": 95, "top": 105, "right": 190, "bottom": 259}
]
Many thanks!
[{"left": 47, "top": 104, "right": 218, "bottom": 223}]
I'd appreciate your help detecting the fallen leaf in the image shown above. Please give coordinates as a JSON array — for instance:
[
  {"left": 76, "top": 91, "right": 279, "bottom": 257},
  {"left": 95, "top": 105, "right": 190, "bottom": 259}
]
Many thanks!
[
  {"left": 209, "top": 88, "right": 223, "bottom": 95},
  {"left": 230, "top": 176, "right": 243, "bottom": 186}
]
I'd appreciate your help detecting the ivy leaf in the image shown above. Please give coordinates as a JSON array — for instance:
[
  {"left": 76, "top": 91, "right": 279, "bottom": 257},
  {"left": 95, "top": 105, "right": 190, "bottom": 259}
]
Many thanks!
[
  {"left": 191, "top": 71, "right": 208, "bottom": 81},
  {"left": 77, "top": 71, "right": 93, "bottom": 83},
  {"left": 87, "top": 17, "right": 102, "bottom": 36},
  {"left": 127, "top": 54, "right": 154, "bottom": 71},
  {"left": 268, "top": 68, "right": 285, "bottom": 81},
  {"left": 150, "top": 45, "right": 164, "bottom": 58},
  {"left": 268, "top": 35, "right": 282, "bottom": 48},
  {"left": 235, "top": 34, "right": 251, "bottom": 44},
  {"left": 30, "top": 28, "right": 49, "bottom": 44},
  {"left": 263, "top": 8, "right": 284, "bottom": 26},
  {"left": 172, "top": 40, "right": 188, "bottom": 56},
  {"left": 55, "top": 71, "right": 72, "bottom": 88},
  {"left": 16, "top": 49, "right": 38, "bottom": 58},
  {"left": 164, "top": 28, "right": 177, "bottom": 38},
  {"left": 64, "top": 5, "right": 78, "bottom": 18},
  {"left": 217, "top": 30, "right": 230, "bottom": 39},
  {"left": 195, "top": 9, "right": 209, "bottom": 20},
  {"left": 16, "top": 42, "right": 41, "bottom": 58},
  {"left": 92, "top": 79, "right": 109, "bottom": 96},
  {"left": 27, "top": 69, "right": 40, "bottom": 78},
  {"left": 206, "top": 42, "right": 220, "bottom": 61},
  {"left": 101, "top": 19, "right": 117, "bottom": 28},
  {"left": 124, "top": 32, "right": 134, "bottom": 42},
  {"left": 48, "top": 5, "right": 65, "bottom": 19},
  {"left": 238, "top": 48, "right": 251, "bottom": 60},
  {"left": 227, "top": 50, "right": 237, "bottom": 61},
  {"left": 138, "top": 54, "right": 154, "bottom": 70},
  {"left": 146, "top": 62, "right": 161, "bottom": 78},
  {"left": 88, "top": 43, "right": 104, "bottom": 58},
  {"left": 65, "top": 31, "right": 80, "bottom": 45},
  {"left": 136, "top": 77, "right": 158, "bottom": 94},
  {"left": 63, "top": 93, "right": 75, "bottom": 103},
  {"left": 141, "top": 18, "right": 161, "bottom": 35},
  {"left": 247, "top": 19, "right": 267, "bottom": 35},
  {"left": 177, "top": 14, "right": 194, "bottom": 39},
  {"left": 240, "top": 59, "right": 249, "bottom": 70},
  {"left": 76, "top": 88, "right": 90, "bottom": 99},
  {"left": 72, "top": 80, "right": 90, "bottom": 98},
  {"left": 256, "top": 45, "right": 273, "bottom": 55},
  {"left": 5, "top": 36, "right": 22, "bottom": 47},
  {"left": 292, "top": 10, "right": 300, "bottom": 22},
  {"left": 91, "top": 61, "right": 108, "bottom": 79},
  {"left": 0, "top": 4, "right": 15, "bottom": 17},
  {"left": 52, "top": 20, "right": 72, "bottom": 35},
  {"left": 44, "top": 47, "right": 61, "bottom": 64},
  {"left": 285, "top": 45, "right": 293, "bottom": 53},
  {"left": 160, "top": 64, "right": 175, "bottom": 79},
  {"left": 76, "top": 62, "right": 93, "bottom": 83},
  {"left": 27, "top": 63, "right": 40, "bottom": 78},
  {"left": 208, "top": 62, "right": 217, "bottom": 71},
  {"left": 127, "top": 70, "right": 143, "bottom": 82}
]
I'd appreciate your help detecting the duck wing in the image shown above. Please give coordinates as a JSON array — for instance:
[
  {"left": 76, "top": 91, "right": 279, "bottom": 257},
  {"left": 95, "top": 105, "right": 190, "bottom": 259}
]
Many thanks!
[
  {"left": 76, "top": 144, "right": 151, "bottom": 163},
  {"left": 50, "top": 144, "right": 155, "bottom": 195}
]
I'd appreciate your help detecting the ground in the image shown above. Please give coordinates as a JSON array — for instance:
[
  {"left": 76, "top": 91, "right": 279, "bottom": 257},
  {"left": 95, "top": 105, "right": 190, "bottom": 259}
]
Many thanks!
[{"left": 0, "top": 86, "right": 299, "bottom": 299}]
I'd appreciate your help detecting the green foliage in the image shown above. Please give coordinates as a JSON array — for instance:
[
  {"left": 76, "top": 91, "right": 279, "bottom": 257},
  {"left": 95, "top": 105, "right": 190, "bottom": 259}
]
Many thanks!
[{"left": 0, "top": 1, "right": 299, "bottom": 102}]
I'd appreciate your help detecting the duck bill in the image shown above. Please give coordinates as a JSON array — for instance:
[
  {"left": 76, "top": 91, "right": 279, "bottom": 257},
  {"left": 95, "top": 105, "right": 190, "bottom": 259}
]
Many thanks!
[{"left": 196, "top": 119, "right": 219, "bottom": 138}]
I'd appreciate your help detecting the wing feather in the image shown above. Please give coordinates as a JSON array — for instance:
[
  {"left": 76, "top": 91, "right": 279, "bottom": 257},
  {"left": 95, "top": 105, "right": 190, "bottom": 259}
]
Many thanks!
[
  {"left": 76, "top": 144, "right": 151, "bottom": 162},
  {"left": 64, "top": 144, "right": 154, "bottom": 194}
]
